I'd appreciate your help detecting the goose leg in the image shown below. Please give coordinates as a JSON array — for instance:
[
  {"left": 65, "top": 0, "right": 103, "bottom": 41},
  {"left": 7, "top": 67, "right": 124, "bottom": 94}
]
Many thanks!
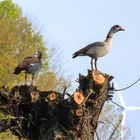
[
  {"left": 91, "top": 58, "right": 94, "bottom": 70},
  {"left": 94, "top": 58, "right": 98, "bottom": 71},
  {"left": 31, "top": 74, "right": 35, "bottom": 86},
  {"left": 25, "top": 73, "right": 27, "bottom": 85}
]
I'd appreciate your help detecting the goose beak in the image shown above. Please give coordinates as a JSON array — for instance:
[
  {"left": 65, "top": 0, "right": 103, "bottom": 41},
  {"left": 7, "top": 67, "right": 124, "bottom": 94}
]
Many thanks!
[{"left": 120, "top": 28, "right": 125, "bottom": 31}]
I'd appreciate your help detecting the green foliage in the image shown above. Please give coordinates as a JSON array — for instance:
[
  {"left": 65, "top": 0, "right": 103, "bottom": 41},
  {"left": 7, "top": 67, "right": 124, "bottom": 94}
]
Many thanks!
[
  {"left": 0, "top": 0, "right": 47, "bottom": 88},
  {"left": 0, "top": 112, "right": 4, "bottom": 119},
  {"left": 0, "top": 113, "right": 18, "bottom": 140},
  {"left": 0, "top": 131, "right": 18, "bottom": 140},
  {"left": 0, "top": 0, "right": 70, "bottom": 91},
  {"left": 0, "top": 0, "right": 21, "bottom": 20},
  {"left": 0, "top": 3, "right": 45, "bottom": 87}
]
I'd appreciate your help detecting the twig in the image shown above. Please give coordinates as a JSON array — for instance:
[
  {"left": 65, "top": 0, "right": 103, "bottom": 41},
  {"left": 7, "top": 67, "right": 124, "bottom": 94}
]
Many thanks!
[
  {"left": 112, "top": 78, "right": 140, "bottom": 92},
  {"left": 97, "top": 121, "right": 104, "bottom": 124},
  {"left": 95, "top": 131, "right": 100, "bottom": 140},
  {"left": 65, "top": 93, "right": 72, "bottom": 99},
  {"left": 110, "top": 100, "right": 124, "bottom": 110},
  {"left": 108, "top": 120, "right": 121, "bottom": 140},
  {"left": 62, "top": 87, "right": 67, "bottom": 98}
]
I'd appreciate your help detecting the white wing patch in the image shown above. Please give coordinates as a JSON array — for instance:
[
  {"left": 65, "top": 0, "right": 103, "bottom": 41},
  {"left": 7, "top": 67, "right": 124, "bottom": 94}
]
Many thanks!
[{"left": 30, "top": 63, "right": 35, "bottom": 66}]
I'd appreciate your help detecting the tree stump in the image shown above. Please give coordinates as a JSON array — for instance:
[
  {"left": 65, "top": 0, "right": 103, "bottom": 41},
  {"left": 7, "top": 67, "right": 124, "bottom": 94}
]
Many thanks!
[{"left": 0, "top": 70, "right": 114, "bottom": 140}]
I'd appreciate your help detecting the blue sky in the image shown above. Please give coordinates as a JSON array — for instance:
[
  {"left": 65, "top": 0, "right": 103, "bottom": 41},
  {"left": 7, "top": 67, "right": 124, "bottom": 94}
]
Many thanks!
[{"left": 12, "top": 0, "right": 140, "bottom": 139}]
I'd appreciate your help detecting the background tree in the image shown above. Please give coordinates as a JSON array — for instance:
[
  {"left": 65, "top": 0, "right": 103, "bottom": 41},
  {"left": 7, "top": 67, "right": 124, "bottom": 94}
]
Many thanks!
[
  {"left": 0, "top": 0, "right": 70, "bottom": 139},
  {"left": 0, "top": 0, "right": 69, "bottom": 90},
  {"left": 95, "top": 103, "right": 133, "bottom": 140},
  {"left": 0, "top": 0, "right": 46, "bottom": 87}
]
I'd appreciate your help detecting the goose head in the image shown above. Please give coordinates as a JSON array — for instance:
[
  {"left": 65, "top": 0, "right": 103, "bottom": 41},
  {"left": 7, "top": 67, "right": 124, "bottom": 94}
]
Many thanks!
[
  {"left": 111, "top": 25, "right": 125, "bottom": 33},
  {"left": 33, "top": 50, "right": 42, "bottom": 59}
]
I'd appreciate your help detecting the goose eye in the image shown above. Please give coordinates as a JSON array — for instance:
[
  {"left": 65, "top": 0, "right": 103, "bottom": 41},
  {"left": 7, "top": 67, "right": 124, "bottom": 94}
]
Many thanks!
[{"left": 115, "top": 26, "right": 118, "bottom": 29}]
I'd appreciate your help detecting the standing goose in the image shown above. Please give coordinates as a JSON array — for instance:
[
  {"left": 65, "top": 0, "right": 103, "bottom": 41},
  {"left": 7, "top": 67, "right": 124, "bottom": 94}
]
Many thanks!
[
  {"left": 72, "top": 25, "right": 125, "bottom": 70},
  {"left": 13, "top": 50, "right": 42, "bottom": 85}
]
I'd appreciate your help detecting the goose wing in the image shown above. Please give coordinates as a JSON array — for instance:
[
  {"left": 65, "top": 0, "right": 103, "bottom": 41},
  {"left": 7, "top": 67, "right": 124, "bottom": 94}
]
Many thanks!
[{"left": 72, "top": 42, "right": 105, "bottom": 58}]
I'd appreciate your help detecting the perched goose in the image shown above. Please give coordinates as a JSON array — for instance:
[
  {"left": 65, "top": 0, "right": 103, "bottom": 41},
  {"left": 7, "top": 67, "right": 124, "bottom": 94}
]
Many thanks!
[
  {"left": 13, "top": 50, "right": 42, "bottom": 85},
  {"left": 72, "top": 25, "right": 125, "bottom": 70}
]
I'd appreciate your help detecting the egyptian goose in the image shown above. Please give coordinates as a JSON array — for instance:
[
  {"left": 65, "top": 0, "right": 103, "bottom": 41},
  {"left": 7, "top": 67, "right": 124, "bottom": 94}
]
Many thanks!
[
  {"left": 13, "top": 50, "right": 42, "bottom": 85},
  {"left": 72, "top": 25, "right": 125, "bottom": 70}
]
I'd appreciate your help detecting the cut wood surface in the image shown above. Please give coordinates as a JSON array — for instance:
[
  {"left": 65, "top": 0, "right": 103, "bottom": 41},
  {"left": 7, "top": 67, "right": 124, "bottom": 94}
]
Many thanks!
[
  {"left": 92, "top": 70, "right": 105, "bottom": 85},
  {"left": 73, "top": 91, "right": 84, "bottom": 105},
  {"left": 49, "top": 92, "right": 58, "bottom": 101},
  {"left": 75, "top": 108, "right": 83, "bottom": 117}
]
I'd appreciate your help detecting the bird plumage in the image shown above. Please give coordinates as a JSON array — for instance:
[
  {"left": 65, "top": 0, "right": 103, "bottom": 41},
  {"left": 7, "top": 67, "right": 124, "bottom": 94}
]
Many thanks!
[
  {"left": 13, "top": 57, "right": 42, "bottom": 74},
  {"left": 13, "top": 51, "right": 42, "bottom": 85},
  {"left": 72, "top": 25, "right": 125, "bottom": 70},
  {"left": 73, "top": 42, "right": 107, "bottom": 58}
]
